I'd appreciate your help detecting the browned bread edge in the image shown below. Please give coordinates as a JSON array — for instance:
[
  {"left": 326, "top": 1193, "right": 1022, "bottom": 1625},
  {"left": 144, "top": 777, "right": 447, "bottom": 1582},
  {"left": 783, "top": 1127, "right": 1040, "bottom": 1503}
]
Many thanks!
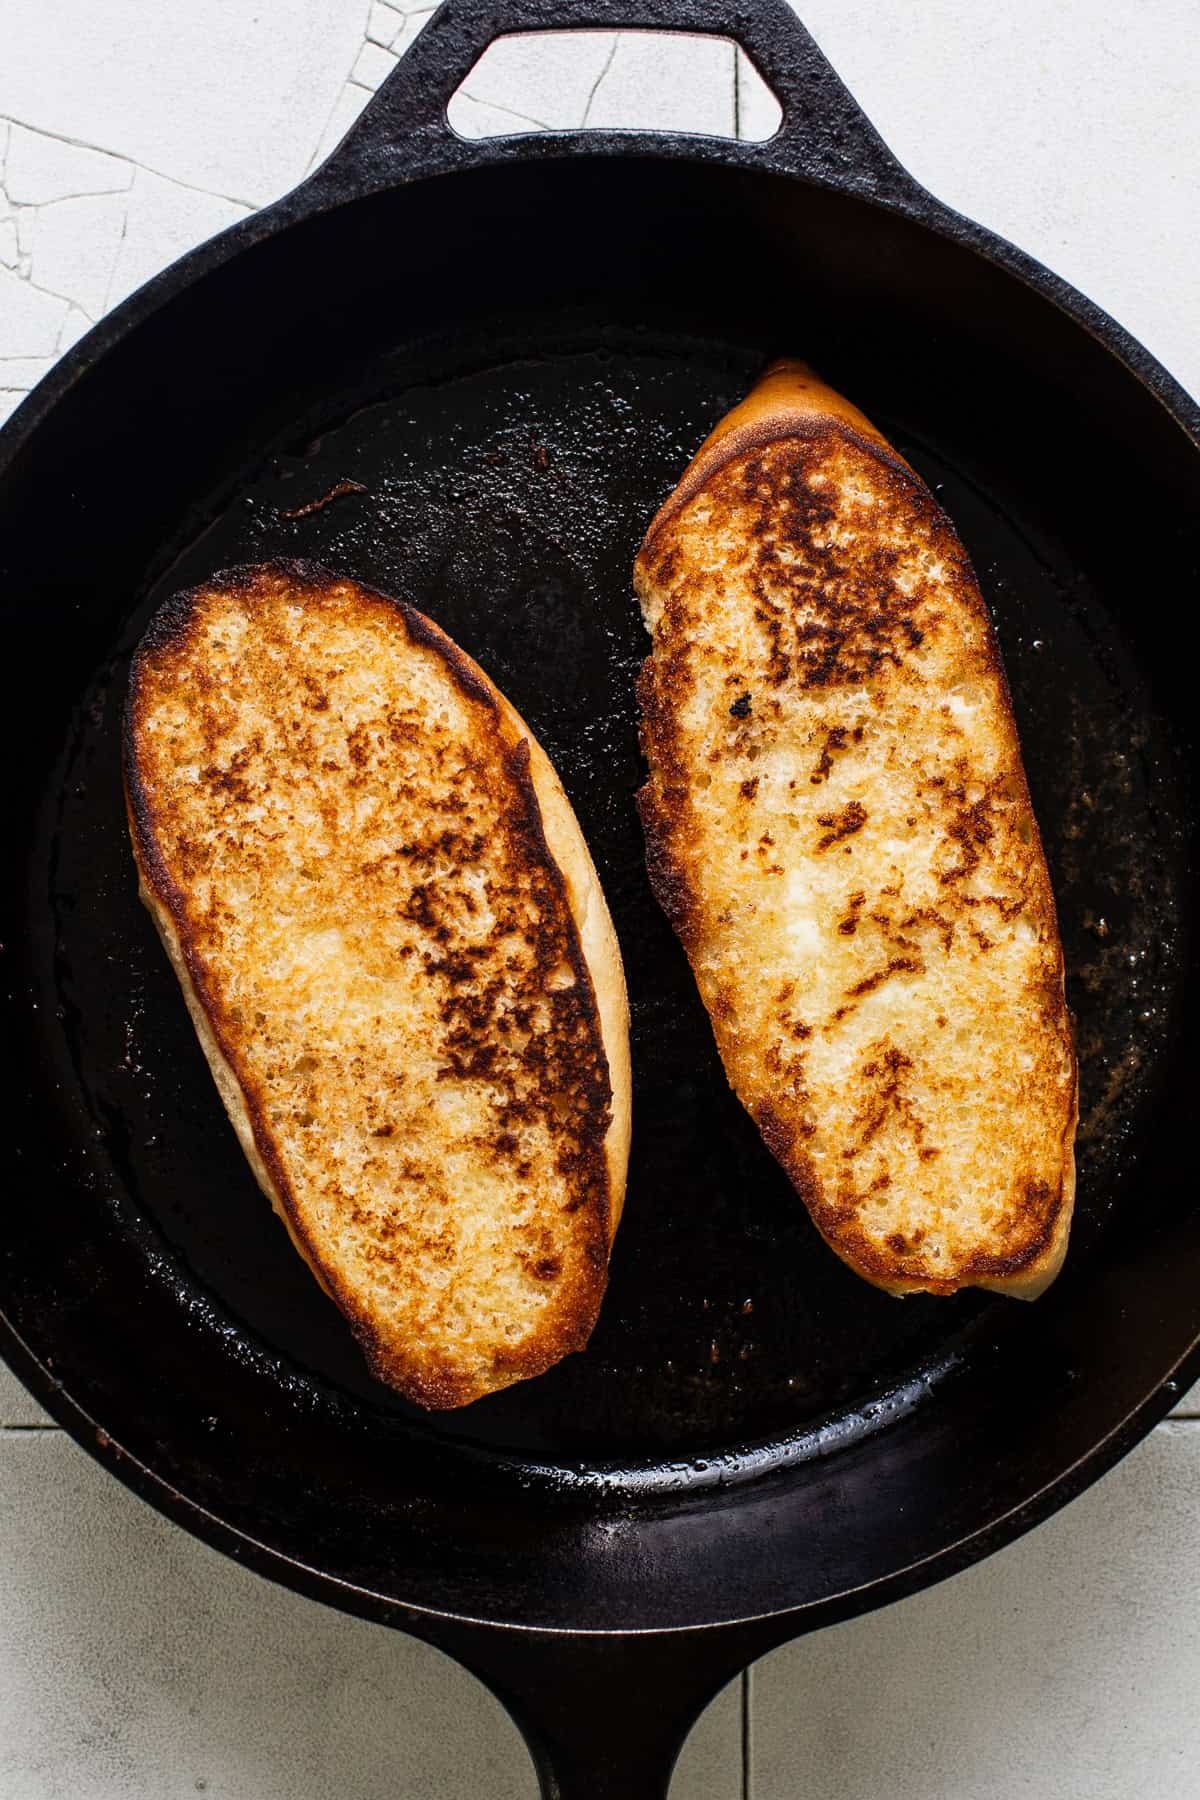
[
  {"left": 125, "top": 559, "right": 631, "bottom": 1404},
  {"left": 635, "top": 363, "right": 1077, "bottom": 1302}
]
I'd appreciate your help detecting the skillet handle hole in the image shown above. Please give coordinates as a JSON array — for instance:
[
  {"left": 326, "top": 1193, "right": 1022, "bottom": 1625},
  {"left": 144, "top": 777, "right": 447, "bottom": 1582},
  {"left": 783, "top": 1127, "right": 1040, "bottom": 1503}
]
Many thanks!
[{"left": 444, "top": 30, "right": 783, "bottom": 142}]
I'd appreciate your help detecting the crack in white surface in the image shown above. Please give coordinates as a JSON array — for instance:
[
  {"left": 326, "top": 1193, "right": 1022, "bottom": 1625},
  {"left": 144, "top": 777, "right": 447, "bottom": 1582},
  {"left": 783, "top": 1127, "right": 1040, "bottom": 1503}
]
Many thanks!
[
  {"left": 101, "top": 186, "right": 131, "bottom": 318},
  {"left": 582, "top": 34, "right": 621, "bottom": 127},
  {"left": 304, "top": 0, "right": 381, "bottom": 176},
  {"left": 56, "top": 304, "right": 90, "bottom": 354},
  {"left": 390, "top": 6, "right": 437, "bottom": 57},
  {"left": 0, "top": 113, "right": 254, "bottom": 209},
  {"left": 452, "top": 93, "right": 556, "bottom": 133},
  {"left": 350, "top": 38, "right": 400, "bottom": 91},
  {"left": 366, "top": 0, "right": 406, "bottom": 49},
  {"left": 0, "top": 112, "right": 256, "bottom": 382}
]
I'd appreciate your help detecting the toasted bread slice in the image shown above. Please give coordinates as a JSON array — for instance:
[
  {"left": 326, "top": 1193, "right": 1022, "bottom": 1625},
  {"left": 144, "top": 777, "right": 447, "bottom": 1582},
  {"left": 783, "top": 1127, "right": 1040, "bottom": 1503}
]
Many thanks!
[
  {"left": 125, "top": 561, "right": 631, "bottom": 1406},
  {"left": 635, "top": 361, "right": 1076, "bottom": 1299}
]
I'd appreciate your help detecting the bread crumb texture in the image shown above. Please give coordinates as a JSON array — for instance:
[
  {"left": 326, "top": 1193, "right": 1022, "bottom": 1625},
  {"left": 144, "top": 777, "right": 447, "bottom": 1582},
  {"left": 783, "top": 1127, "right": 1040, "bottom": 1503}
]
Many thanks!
[
  {"left": 128, "top": 564, "right": 614, "bottom": 1405},
  {"left": 636, "top": 425, "right": 1076, "bottom": 1294}
]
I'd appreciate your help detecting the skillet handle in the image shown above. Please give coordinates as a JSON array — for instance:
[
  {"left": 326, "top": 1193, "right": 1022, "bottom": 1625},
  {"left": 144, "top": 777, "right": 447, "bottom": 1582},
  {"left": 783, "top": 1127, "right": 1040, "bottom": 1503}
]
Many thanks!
[
  {"left": 320, "top": 0, "right": 915, "bottom": 199},
  {"left": 445, "top": 1625, "right": 764, "bottom": 1800}
]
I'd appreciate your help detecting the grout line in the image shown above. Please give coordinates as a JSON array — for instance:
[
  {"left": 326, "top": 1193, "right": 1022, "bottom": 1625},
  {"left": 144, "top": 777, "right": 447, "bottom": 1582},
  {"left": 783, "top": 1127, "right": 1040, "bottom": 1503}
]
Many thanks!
[
  {"left": 733, "top": 46, "right": 742, "bottom": 141},
  {"left": 1, "top": 1422, "right": 62, "bottom": 1433},
  {"left": 741, "top": 1665, "right": 752, "bottom": 1800}
]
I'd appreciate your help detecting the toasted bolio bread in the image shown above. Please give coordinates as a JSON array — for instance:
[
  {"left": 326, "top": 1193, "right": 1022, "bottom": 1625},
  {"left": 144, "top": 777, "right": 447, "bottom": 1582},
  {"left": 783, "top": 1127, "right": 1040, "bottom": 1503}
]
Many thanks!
[
  {"left": 635, "top": 362, "right": 1076, "bottom": 1299},
  {"left": 126, "top": 561, "right": 631, "bottom": 1406}
]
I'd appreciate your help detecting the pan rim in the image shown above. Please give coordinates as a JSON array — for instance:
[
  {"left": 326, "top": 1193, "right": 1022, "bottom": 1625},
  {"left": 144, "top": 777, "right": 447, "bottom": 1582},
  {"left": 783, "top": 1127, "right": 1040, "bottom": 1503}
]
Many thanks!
[
  {"left": 2, "top": 124, "right": 1199, "bottom": 1643},
  {"left": 4, "top": 1303, "right": 1199, "bottom": 1639}
]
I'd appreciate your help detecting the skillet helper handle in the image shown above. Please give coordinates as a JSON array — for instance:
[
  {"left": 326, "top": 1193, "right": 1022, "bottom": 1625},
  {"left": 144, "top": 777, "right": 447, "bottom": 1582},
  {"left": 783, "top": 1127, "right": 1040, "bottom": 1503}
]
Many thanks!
[{"left": 324, "top": 0, "right": 915, "bottom": 199}]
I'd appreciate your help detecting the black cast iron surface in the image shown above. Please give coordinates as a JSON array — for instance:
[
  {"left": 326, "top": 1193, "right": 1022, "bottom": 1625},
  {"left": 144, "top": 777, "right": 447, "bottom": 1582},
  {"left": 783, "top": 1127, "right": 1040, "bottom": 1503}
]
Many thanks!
[
  {"left": 47, "top": 335, "right": 1186, "bottom": 1469},
  {"left": 2, "top": 0, "right": 1200, "bottom": 1793}
]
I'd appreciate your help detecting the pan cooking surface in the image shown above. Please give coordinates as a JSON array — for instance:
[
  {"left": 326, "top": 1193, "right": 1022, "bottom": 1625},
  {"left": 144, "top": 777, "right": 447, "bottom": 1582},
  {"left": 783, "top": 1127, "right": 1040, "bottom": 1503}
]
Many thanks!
[{"left": 46, "top": 337, "right": 1184, "bottom": 1468}]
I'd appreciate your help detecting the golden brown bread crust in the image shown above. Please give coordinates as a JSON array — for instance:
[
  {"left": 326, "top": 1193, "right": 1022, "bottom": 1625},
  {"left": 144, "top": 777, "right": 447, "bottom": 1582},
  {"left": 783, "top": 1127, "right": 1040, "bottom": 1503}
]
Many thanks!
[
  {"left": 641, "top": 359, "right": 909, "bottom": 546},
  {"left": 125, "top": 561, "right": 630, "bottom": 1405},
  {"left": 635, "top": 361, "right": 1077, "bottom": 1299}
]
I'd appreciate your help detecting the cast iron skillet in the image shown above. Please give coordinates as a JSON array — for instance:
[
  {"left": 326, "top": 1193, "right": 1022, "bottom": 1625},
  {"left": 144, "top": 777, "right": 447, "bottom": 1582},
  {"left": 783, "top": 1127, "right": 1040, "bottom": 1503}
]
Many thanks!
[{"left": 1, "top": 0, "right": 1198, "bottom": 1792}]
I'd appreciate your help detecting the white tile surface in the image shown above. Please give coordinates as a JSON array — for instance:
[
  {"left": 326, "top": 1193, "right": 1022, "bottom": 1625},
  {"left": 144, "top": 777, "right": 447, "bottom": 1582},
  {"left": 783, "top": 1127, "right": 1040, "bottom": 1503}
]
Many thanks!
[
  {"left": 390, "top": 7, "right": 438, "bottom": 60},
  {"left": 0, "top": 1432, "right": 533, "bottom": 1799},
  {"left": 0, "top": 257, "right": 68, "bottom": 356},
  {"left": 15, "top": 204, "right": 36, "bottom": 258},
  {"left": 447, "top": 29, "right": 739, "bottom": 138},
  {"left": 0, "top": 1359, "right": 52, "bottom": 1427},
  {"left": 0, "top": 354, "right": 55, "bottom": 387},
  {"left": 584, "top": 32, "right": 736, "bottom": 136},
  {"left": 735, "top": 49, "right": 782, "bottom": 141},
  {"left": 57, "top": 301, "right": 92, "bottom": 353},
  {"left": 448, "top": 92, "right": 559, "bottom": 139},
  {"left": 0, "top": 0, "right": 364, "bottom": 206},
  {"left": 0, "top": 1430, "right": 739, "bottom": 1799},
  {"left": 1174, "top": 1381, "right": 1200, "bottom": 1419},
  {"left": 105, "top": 170, "right": 249, "bottom": 312},
  {"left": 448, "top": 28, "right": 617, "bottom": 131},
  {"left": 367, "top": 0, "right": 407, "bottom": 50},
  {"left": 309, "top": 82, "right": 378, "bottom": 172},
  {"left": 29, "top": 191, "right": 128, "bottom": 318},
  {"left": 4, "top": 122, "right": 131, "bottom": 204},
  {"left": 674, "top": 1680, "right": 742, "bottom": 1800},
  {"left": 351, "top": 39, "right": 401, "bottom": 93},
  {"left": 752, "top": 1424, "right": 1200, "bottom": 1799}
]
